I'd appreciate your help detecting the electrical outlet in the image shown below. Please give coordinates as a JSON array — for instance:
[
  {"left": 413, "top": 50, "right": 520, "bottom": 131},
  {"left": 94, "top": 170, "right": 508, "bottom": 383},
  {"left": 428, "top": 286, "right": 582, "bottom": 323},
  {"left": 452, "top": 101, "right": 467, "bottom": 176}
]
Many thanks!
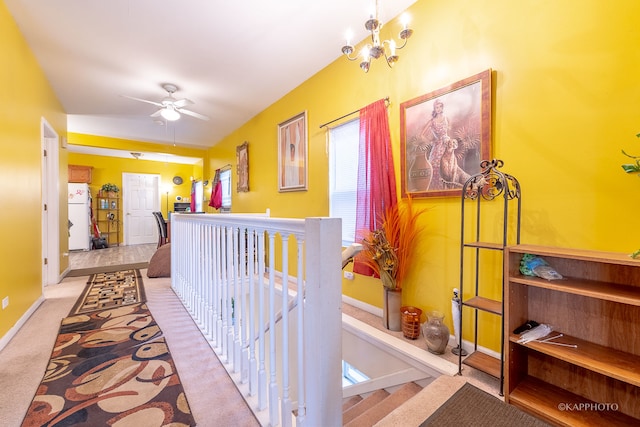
[
  {"left": 343, "top": 271, "right": 354, "bottom": 280},
  {"left": 2, "top": 297, "right": 8, "bottom": 309}
]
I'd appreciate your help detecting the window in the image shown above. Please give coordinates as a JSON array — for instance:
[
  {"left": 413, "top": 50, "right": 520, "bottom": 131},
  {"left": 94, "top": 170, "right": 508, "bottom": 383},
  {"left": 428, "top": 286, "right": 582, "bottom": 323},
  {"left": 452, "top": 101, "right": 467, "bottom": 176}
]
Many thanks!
[
  {"left": 220, "top": 168, "right": 232, "bottom": 212},
  {"left": 329, "top": 119, "right": 359, "bottom": 246},
  {"left": 342, "top": 360, "right": 369, "bottom": 386}
]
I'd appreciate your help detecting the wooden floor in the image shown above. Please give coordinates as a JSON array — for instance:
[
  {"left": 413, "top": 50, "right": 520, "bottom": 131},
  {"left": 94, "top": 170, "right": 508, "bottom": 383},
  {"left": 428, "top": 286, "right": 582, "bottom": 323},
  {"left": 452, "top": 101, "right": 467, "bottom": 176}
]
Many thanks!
[{"left": 68, "top": 243, "right": 157, "bottom": 270}]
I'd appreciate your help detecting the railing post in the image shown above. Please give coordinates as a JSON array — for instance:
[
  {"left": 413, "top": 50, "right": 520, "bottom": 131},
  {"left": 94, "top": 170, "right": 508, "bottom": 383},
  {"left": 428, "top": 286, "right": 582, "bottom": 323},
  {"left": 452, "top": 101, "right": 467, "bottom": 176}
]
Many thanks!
[{"left": 302, "top": 217, "right": 342, "bottom": 427}]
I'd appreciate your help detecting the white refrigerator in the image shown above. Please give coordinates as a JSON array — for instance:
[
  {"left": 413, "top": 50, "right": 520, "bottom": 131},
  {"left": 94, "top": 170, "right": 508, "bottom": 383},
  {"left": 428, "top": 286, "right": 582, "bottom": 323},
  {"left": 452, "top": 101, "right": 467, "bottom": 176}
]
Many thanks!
[{"left": 68, "top": 183, "right": 91, "bottom": 250}]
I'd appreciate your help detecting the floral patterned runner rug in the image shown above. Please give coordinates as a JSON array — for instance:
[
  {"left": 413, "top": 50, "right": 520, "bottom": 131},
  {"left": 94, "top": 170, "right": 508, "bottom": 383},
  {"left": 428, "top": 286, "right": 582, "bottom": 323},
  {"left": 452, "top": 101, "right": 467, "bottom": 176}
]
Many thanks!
[
  {"left": 69, "top": 269, "right": 146, "bottom": 316},
  {"left": 21, "top": 302, "right": 195, "bottom": 426}
]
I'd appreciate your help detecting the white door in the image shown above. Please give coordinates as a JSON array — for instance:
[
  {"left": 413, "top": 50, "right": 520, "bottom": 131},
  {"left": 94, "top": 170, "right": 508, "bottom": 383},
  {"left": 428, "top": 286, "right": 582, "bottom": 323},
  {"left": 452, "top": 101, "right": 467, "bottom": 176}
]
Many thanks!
[
  {"left": 123, "top": 173, "right": 159, "bottom": 245},
  {"left": 41, "top": 119, "right": 59, "bottom": 286}
]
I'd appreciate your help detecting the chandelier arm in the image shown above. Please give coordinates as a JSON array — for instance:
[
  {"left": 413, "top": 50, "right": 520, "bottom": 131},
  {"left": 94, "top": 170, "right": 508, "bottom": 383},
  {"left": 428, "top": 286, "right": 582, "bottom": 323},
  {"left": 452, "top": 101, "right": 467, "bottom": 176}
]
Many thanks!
[
  {"left": 395, "top": 37, "right": 409, "bottom": 50},
  {"left": 342, "top": 44, "right": 360, "bottom": 61}
]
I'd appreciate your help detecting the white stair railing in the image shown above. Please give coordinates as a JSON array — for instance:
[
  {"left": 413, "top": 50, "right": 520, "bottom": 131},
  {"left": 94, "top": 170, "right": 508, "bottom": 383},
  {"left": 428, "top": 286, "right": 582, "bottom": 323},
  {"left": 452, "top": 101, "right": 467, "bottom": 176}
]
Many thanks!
[{"left": 170, "top": 213, "right": 343, "bottom": 426}]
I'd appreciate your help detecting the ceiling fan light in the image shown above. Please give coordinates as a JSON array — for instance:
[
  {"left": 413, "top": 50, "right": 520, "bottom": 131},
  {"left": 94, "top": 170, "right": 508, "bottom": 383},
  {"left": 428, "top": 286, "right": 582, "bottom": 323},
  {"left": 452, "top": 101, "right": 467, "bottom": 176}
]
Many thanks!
[{"left": 161, "top": 107, "right": 180, "bottom": 121}]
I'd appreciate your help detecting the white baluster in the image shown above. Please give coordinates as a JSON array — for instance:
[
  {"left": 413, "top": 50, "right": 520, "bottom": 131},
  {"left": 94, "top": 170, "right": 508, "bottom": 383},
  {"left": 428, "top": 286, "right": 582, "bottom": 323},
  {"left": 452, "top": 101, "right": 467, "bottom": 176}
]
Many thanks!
[
  {"left": 258, "top": 229, "right": 267, "bottom": 410},
  {"left": 296, "top": 236, "right": 306, "bottom": 425},
  {"left": 281, "top": 233, "right": 291, "bottom": 427},
  {"left": 240, "top": 227, "right": 249, "bottom": 384},
  {"left": 214, "top": 225, "right": 222, "bottom": 351},
  {"left": 226, "top": 226, "right": 234, "bottom": 365},
  {"left": 248, "top": 228, "right": 258, "bottom": 396},
  {"left": 268, "top": 232, "right": 279, "bottom": 425},
  {"left": 233, "top": 226, "right": 241, "bottom": 373}
]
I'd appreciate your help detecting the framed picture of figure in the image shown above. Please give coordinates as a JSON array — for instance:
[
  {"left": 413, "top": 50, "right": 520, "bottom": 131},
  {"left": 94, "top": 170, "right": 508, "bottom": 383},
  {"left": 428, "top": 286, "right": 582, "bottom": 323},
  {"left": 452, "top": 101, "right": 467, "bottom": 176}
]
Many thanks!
[
  {"left": 236, "top": 141, "right": 249, "bottom": 192},
  {"left": 278, "top": 111, "right": 308, "bottom": 192},
  {"left": 400, "top": 69, "right": 492, "bottom": 198}
]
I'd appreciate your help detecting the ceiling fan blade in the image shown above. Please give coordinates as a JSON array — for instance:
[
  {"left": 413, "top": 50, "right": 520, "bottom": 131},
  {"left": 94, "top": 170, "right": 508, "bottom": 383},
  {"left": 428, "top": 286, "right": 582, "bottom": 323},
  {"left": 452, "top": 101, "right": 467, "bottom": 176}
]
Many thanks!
[
  {"left": 173, "top": 98, "right": 194, "bottom": 108},
  {"left": 178, "top": 108, "right": 210, "bottom": 121},
  {"left": 150, "top": 109, "right": 162, "bottom": 118},
  {"left": 121, "top": 94, "right": 163, "bottom": 107}
]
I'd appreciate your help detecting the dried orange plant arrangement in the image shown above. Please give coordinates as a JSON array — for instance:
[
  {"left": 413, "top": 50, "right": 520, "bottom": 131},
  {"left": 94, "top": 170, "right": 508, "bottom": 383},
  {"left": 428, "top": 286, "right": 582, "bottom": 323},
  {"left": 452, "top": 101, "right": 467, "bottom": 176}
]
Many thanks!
[{"left": 357, "top": 197, "right": 427, "bottom": 291}]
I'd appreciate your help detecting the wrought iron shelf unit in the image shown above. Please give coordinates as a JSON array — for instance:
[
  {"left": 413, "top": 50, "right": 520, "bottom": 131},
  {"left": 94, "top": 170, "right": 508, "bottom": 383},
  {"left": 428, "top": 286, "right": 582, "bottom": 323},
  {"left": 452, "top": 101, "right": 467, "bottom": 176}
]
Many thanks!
[{"left": 457, "top": 159, "right": 521, "bottom": 396}]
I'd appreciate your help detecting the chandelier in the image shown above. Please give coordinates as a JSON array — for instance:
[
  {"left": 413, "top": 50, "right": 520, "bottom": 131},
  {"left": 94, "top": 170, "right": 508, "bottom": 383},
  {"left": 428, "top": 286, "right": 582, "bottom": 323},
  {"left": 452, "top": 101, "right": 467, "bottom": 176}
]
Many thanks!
[{"left": 341, "top": 1, "right": 413, "bottom": 72}]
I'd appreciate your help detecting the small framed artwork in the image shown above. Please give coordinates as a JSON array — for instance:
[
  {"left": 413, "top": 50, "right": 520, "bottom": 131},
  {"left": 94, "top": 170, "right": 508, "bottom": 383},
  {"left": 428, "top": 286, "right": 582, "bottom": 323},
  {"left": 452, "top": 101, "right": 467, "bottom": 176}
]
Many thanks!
[
  {"left": 278, "top": 111, "right": 308, "bottom": 192},
  {"left": 236, "top": 141, "right": 249, "bottom": 192},
  {"left": 400, "top": 69, "right": 492, "bottom": 198}
]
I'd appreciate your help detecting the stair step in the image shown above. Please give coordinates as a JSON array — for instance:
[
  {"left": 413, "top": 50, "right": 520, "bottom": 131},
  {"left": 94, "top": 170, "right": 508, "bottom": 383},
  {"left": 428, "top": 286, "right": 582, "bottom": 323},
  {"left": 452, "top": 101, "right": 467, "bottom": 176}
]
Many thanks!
[
  {"left": 375, "top": 376, "right": 468, "bottom": 427},
  {"left": 343, "top": 389, "right": 390, "bottom": 425},
  {"left": 345, "top": 382, "right": 423, "bottom": 427},
  {"left": 343, "top": 395, "right": 363, "bottom": 412}
]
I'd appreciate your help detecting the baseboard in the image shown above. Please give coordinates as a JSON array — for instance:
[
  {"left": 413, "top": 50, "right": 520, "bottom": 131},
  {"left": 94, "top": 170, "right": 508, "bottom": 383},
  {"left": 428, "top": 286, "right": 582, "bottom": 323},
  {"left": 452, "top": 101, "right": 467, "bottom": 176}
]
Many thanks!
[
  {"left": 60, "top": 266, "right": 71, "bottom": 282},
  {"left": 342, "top": 294, "right": 383, "bottom": 317},
  {"left": 341, "top": 295, "right": 500, "bottom": 360},
  {"left": 0, "top": 295, "right": 45, "bottom": 351}
]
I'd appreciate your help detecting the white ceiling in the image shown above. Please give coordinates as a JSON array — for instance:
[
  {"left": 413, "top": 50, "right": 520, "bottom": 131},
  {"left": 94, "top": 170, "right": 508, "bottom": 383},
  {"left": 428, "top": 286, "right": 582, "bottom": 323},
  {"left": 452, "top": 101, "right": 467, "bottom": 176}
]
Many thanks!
[{"left": 6, "top": 0, "right": 418, "bottom": 149}]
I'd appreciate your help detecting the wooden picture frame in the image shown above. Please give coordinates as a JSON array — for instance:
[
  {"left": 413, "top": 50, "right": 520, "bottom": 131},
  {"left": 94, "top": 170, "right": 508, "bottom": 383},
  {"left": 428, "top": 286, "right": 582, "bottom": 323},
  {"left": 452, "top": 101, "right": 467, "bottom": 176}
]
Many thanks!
[
  {"left": 278, "top": 111, "right": 308, "bottom": 192},
  {"left": 236, "top": 141, "right": 249, "bottom": 192},
  {"left": 400, "top": 69, "right": 492, "bottom": 198}
]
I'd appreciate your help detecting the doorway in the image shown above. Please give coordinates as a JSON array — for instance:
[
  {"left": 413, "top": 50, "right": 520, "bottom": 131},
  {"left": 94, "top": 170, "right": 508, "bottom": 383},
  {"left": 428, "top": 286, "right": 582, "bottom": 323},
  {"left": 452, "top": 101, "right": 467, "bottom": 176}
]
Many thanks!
[
  {"left": 123, "top": 173, "right": 160, "bottom": 245},
  {"left": 41, "top": 118, "right": 60, "bottom": 286}
]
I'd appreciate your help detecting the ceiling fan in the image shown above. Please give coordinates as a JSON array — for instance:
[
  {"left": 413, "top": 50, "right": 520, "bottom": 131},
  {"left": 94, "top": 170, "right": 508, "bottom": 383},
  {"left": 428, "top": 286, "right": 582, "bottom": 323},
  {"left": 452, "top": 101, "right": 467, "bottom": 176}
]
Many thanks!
[{"left": 122, "top": 83, "right": 209, "bottom": 122}]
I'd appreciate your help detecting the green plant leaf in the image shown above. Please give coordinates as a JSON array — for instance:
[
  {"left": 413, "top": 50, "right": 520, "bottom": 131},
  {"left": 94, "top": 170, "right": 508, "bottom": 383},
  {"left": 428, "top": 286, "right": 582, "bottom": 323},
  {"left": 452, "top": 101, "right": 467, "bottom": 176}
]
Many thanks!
[{"left": 621, "top": 164, "right": 640, "bottom": 173}]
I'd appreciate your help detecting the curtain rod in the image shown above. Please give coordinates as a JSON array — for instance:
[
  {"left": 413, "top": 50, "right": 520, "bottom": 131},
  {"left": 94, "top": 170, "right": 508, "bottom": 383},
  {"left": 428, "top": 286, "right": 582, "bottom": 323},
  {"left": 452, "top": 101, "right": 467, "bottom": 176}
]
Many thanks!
[{"left": 319, "top": 97, "right": 390, "bottom": 129}]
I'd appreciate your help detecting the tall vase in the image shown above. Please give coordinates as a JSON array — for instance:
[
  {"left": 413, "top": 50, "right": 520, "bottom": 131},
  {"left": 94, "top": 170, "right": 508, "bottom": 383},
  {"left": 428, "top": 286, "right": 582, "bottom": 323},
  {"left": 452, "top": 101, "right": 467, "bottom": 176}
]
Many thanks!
[{"left": 382, "top": 288, "right": 402, "bottom": 331}]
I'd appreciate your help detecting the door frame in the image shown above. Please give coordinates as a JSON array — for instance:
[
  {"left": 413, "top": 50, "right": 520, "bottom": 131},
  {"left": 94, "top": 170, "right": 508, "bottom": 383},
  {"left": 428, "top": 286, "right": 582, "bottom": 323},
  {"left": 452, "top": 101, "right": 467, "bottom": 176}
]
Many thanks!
[
  {"left": 41, "top": 117, "right": 60, "bottom": 286},
  {"left": 122, "top": 173, "right": 161, "bottom": 245}
]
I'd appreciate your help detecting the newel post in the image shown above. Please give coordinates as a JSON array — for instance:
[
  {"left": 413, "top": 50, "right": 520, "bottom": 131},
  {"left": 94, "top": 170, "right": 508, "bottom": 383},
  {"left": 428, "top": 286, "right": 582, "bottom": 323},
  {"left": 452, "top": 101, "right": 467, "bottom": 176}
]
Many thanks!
[{"left": 303, "top": 217, "right": 342, "bottom": 426}]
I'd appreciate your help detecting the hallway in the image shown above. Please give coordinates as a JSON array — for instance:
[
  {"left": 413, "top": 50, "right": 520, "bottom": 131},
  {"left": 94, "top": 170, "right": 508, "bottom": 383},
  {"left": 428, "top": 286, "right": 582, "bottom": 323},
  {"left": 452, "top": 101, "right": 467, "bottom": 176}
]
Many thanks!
[{"left": 0, "top": 245, "right": 259, "bottom": 427}]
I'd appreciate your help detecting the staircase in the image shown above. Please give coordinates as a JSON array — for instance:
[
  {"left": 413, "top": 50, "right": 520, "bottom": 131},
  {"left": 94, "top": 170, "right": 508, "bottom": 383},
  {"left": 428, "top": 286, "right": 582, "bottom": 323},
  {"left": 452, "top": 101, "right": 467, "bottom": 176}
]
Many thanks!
[{"left": 342, "top": 382, "right": 423, "bottom": 426}]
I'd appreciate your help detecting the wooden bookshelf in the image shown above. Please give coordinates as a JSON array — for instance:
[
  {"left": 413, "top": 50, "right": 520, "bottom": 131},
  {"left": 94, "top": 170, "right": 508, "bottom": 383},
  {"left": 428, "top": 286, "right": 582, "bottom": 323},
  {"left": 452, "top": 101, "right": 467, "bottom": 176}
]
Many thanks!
[{"left": 504, "top": 244, "right": 640, "bottom": 424}]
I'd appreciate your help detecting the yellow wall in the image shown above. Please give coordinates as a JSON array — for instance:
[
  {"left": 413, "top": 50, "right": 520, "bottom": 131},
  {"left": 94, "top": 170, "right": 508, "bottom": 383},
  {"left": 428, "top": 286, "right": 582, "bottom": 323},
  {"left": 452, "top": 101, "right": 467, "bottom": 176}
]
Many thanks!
[
  {"left": 0, "top": 1, "right": 67, "bottom": 338},
  {"left": 3, "top": 0, "right": 640, "bottom": 352},
  {"left": 68, "top": 133, "right": 208, "bottom": 221},
  {"left": 206, "top": 0, "right": 640, "bottom": 351}
]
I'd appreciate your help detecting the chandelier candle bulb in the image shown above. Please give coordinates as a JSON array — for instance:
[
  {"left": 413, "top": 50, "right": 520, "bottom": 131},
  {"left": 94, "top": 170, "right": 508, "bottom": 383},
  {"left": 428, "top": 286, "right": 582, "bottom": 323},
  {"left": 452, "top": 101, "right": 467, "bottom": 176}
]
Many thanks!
[
  {"left": 401, "top": 13, "right": 410, "bottom": 30},
  {"left": 389, "top": 39, "right": 396, "bottom": 57}
]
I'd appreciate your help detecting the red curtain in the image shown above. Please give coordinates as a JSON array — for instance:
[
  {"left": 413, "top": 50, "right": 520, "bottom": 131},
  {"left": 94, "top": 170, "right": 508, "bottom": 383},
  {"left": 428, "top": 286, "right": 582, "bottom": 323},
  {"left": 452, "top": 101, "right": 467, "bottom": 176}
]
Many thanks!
[
  {"left": 209, "top": 169, "right": 222, "bottom": 209},
  {"left": 190, "top": 180, "right": 196, "bottom": 212},
  {"left": 353, "top": 98, "right": 398, "bottom": 276}
]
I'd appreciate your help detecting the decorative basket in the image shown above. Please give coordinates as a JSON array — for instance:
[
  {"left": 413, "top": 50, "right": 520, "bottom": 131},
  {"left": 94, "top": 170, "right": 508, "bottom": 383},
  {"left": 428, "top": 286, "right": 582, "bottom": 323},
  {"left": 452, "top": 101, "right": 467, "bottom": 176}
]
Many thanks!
[{"left": 401, "top": 306, "right": 422, "bottom": 340}]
